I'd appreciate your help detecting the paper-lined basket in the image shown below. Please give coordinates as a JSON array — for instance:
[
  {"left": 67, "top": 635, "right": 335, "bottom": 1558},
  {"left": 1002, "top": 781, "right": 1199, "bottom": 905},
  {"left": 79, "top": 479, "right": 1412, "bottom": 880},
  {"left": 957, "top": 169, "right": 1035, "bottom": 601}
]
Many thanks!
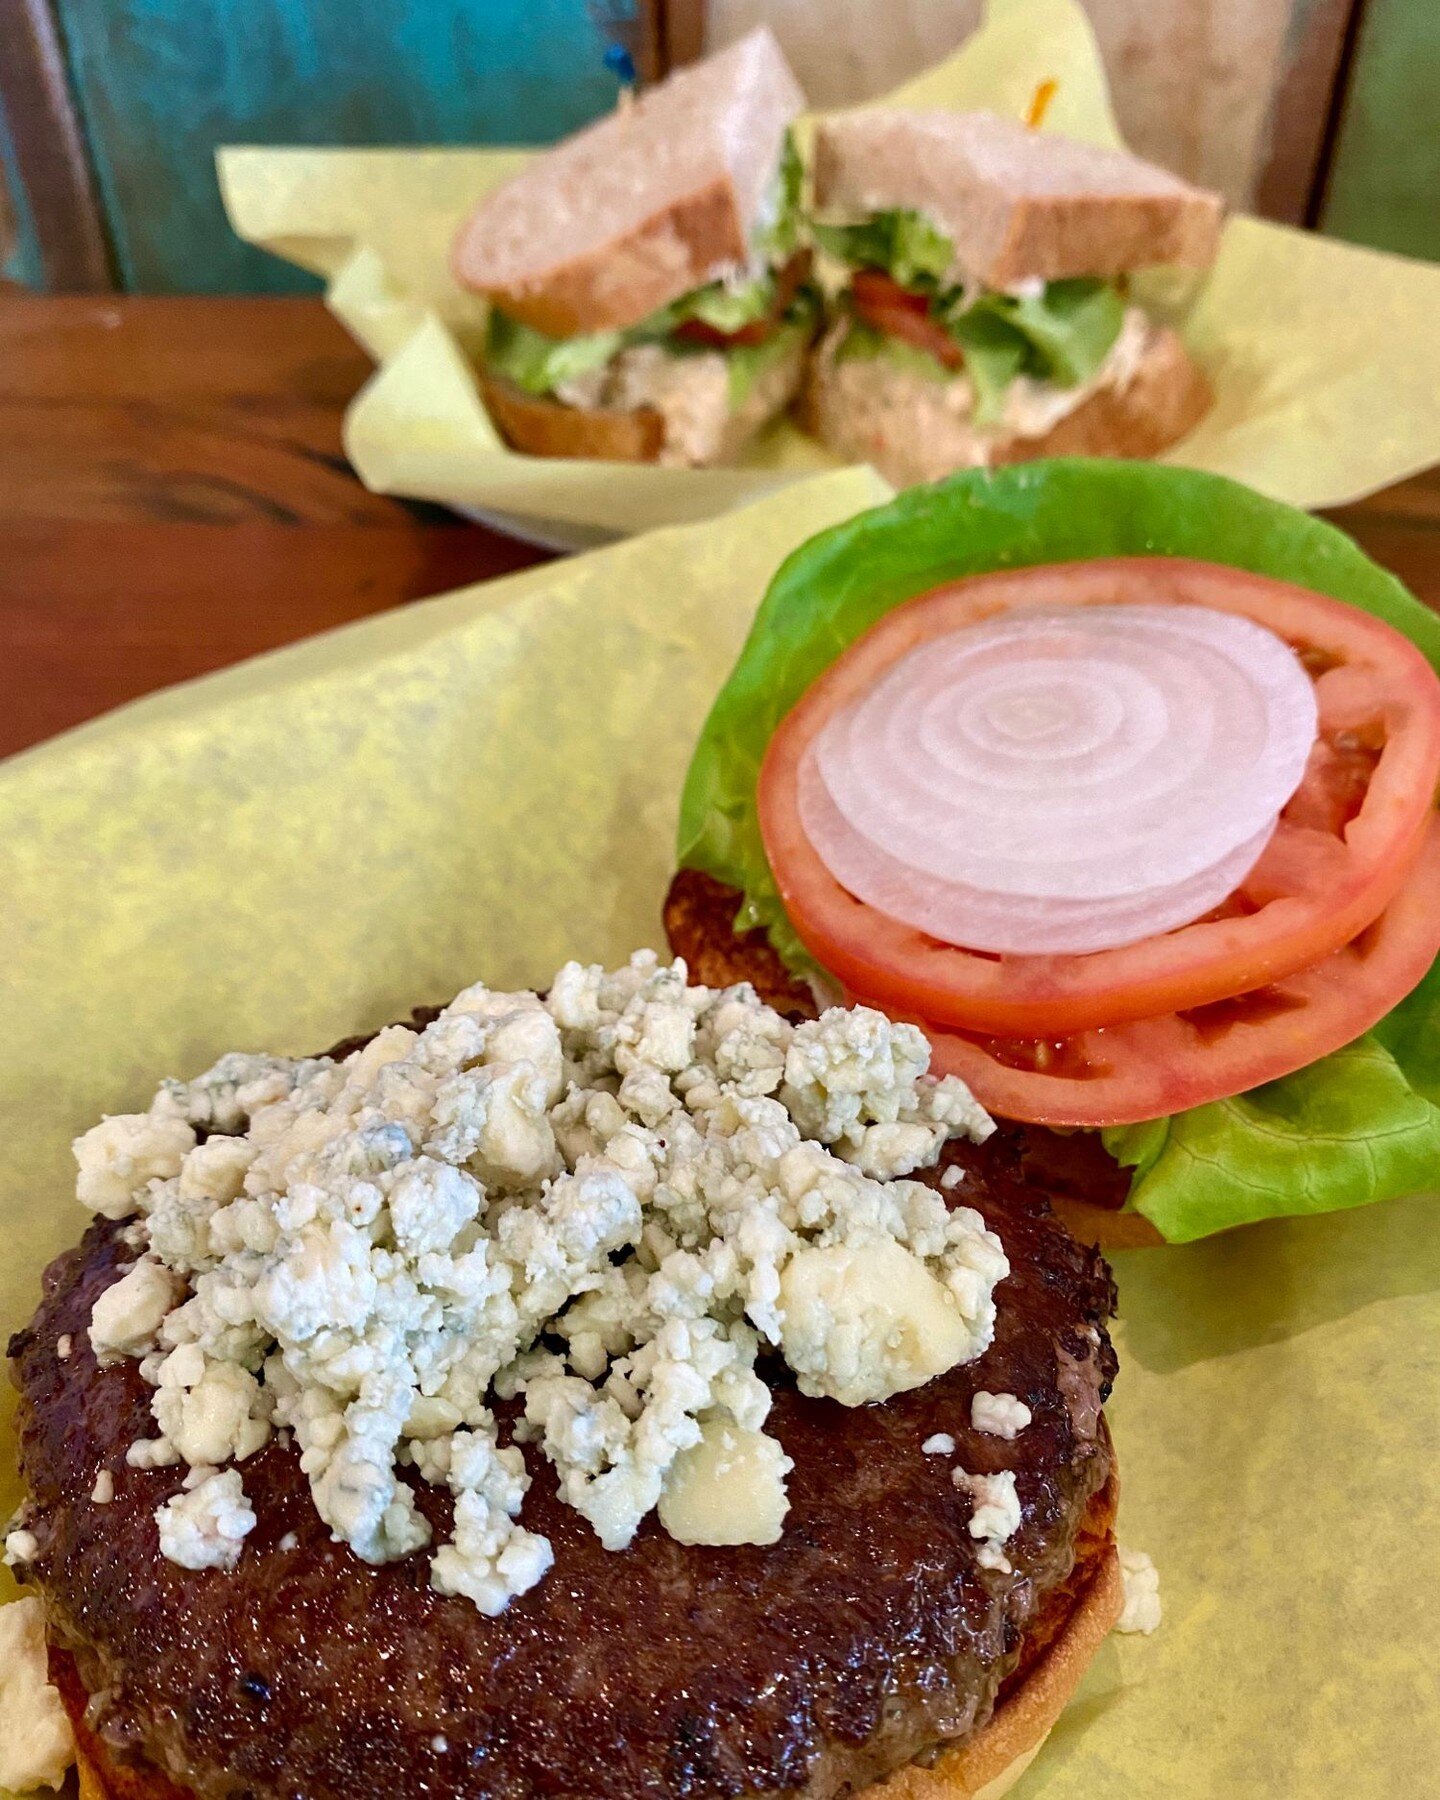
[
  {"left": 218, "top": 0, "right": 1440, "bottom": 540},
  {"left": 3, "top": 469, "right": 1439, "bottom": 1795}
]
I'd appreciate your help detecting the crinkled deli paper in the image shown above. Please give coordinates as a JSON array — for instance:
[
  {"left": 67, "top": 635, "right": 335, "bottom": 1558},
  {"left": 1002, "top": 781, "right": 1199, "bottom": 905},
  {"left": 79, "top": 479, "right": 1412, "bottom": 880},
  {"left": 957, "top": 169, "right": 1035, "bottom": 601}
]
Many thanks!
[
  {"left": 217, "top": 0, "right": 1440, "bottom": 538},
  {"left": 2, "top": 467, "right": 1436, "bottom": 1795}
]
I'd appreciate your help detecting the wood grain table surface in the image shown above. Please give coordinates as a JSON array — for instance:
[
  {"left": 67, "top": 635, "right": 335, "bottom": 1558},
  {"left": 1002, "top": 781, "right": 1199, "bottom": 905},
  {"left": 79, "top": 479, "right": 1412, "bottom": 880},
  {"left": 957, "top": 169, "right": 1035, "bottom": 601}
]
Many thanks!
[{"left": 3, "top": 290, "right": 1439, "bottom": 762}]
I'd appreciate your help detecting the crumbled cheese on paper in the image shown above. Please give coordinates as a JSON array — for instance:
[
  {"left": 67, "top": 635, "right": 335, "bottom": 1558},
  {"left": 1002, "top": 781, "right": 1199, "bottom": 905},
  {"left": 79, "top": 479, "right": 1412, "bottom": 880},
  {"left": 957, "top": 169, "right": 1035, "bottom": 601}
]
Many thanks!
[
  {"left": 922, "top": 1432, "right": 955, "bottom": 1456},
  {"left": 0, "top": 1598, "right": 75, "bottom": 1791},
  {"left": 76, "top": 954, "right": 1001, "bottom": 1613},
  {"left": 1117, "top": 1545, "right": 1163, "bottom": 1634},
  {"left": 3, "top": 1528, "right": 38, "bottom": 1568}
]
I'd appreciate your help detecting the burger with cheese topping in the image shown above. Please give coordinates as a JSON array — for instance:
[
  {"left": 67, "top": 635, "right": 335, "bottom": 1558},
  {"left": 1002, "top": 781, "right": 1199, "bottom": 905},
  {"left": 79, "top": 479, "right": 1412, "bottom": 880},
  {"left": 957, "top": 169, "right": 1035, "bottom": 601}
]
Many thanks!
[{"left": 7, "top": 953, "right": 1129, "bottom": 1799}]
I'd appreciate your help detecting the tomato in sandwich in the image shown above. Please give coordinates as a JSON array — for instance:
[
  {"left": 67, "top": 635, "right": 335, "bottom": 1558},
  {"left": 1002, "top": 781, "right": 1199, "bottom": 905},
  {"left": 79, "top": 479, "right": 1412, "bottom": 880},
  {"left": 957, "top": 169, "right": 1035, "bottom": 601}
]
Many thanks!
[{"left": 848, "top": 268, "right": 965, "bottom": 370}]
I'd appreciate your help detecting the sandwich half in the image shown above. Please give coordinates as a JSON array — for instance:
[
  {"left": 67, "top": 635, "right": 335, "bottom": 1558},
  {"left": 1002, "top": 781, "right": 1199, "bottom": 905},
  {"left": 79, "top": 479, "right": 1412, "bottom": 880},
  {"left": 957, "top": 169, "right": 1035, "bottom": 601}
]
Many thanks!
[
  {"left": 454, "top": 29, "right": 817, "bottom": 468},
  {"left": 804, "top": 109, "right": 1222, "bottom": 485}
]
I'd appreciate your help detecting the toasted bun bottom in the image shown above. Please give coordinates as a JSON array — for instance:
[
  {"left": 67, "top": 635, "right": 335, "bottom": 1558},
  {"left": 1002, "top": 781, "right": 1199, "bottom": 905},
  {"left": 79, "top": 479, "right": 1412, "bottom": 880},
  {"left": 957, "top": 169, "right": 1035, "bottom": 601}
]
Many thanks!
[
  {"left": 801, "top": 320, "right": 1212, "bottom": 488},
  {"left": 1050, "top": 1198, "right": 1165, "bottom": 1251},
  {"left": 63, "top": 1477, "right": 1119, "bottom": 1800}
]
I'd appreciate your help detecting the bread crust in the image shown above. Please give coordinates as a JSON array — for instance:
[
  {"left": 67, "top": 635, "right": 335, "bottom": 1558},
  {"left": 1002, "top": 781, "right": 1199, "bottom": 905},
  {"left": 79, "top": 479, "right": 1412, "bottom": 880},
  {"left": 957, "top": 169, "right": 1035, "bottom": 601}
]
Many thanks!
[
  {"left": 811, "top": 110, "right": 1223, "bottom": 288},
  {"left": 452, "top": 29, "right": 804, "bottom": 336},
  {"left": 871, "top": 1490, "right": 1121, "bottom": 1798},
  {"left": 800, "top": 320, "right": 1211, "bottom": 487},
  {"left": 989, "top": 327, "right": 1212, "bottom": 465},
  {"left": 481, "top": 332, "right": 809, "bottom": 468},
  {"left": 66, "top": 1482, "right": 1121, "bottom": 1800},
  {"left": 479, "top": 368, "right": 667, "bottom": 462},
  {"left": 466, "top": 178, "right": 751, "bottom": 341}
]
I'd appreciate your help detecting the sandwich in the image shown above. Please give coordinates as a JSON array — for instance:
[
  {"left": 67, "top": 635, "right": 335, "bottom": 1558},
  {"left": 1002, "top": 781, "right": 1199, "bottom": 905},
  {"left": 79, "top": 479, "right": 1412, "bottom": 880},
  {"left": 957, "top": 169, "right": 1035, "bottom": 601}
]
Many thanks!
[
  {"left": 6, "top": 951, "right": 1126, "bottom": 1798},
  {"left": 453, "top": 29, "right": 817, "bottom": 469},
  {"left": 665, "top": 460, "right": 1440, "bottom": 1249},
  {"left": 803, "top": 109, "right": 1223, "bottom": 486}
]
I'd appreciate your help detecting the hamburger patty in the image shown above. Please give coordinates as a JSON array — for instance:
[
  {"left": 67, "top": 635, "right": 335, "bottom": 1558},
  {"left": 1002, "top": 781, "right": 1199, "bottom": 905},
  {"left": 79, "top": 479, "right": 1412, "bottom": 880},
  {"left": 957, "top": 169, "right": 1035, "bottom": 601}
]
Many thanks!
[{"left": 9, "top": 1002, "right": 1118, "bottom": 1800}]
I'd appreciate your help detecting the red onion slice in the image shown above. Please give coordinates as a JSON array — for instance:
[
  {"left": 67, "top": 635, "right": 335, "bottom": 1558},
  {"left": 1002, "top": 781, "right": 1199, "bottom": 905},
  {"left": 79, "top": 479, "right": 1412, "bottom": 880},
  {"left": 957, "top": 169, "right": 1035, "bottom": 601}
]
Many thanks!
[
  {"left": 813, "top": 604, "right": 1317, "bottom": 900},
  {"left": 797, "top": 752, "right": 1277, "bottom": 954},
  {"left": 800, "top": 602, "right": 1318, "bottom": 955}
]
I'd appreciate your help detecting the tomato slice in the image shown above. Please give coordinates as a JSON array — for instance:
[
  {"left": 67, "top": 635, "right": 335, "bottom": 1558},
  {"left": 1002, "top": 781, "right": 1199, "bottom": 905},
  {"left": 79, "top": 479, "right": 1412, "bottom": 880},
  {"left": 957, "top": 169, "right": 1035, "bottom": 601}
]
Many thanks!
[
  {"left": 904, "top": 818, "right": 1440, "bottom": 1127},
  {"left": 758, "top": 559, "right": 1440, "bottom": 1035},
  {"left": 850, "top": 269, "right": 965, "bottom": 371},
  {"left": 674, "top": 316, "right": 774, "bottom": 349}
]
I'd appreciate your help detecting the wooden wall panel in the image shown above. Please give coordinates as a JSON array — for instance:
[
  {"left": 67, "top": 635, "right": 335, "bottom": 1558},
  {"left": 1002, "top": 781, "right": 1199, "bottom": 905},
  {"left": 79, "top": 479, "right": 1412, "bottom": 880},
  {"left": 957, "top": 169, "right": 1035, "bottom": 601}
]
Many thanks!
[
  {"left": 1321, "top": 0, "right": 1440, "bottom": 260},
  {"left": 0, "top": 0, "right": 113, "bottom": 289},
  {"left": 704, "top": 0, "right": 984, "bottom": 111},
  {"left": 1082, "top": 0, "right": 1298, "bottom": 206},
  {"left": 702, "top": 0, "right": 1357, "bottom": 212},
  {"left": 50, "top": 0, "right": 624, "bottom": 294}
]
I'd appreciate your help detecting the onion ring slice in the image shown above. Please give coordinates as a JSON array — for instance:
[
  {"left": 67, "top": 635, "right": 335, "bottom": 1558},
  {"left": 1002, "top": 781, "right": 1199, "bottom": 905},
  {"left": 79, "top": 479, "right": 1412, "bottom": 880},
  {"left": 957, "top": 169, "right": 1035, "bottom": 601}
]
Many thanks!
[
  {"left": 814, "top": 605, "right": 1316, "bottom": 901},
  {"left": 797, "top": 749, "right": 1278, "bottom": 954}
]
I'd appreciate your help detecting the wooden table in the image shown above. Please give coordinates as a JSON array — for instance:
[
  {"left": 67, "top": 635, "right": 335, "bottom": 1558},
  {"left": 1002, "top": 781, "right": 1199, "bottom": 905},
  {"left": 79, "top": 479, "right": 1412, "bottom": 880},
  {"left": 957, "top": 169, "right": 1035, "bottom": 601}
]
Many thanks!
[{"left": 3, "top": 291, "right": 1439, "bottom": 761}]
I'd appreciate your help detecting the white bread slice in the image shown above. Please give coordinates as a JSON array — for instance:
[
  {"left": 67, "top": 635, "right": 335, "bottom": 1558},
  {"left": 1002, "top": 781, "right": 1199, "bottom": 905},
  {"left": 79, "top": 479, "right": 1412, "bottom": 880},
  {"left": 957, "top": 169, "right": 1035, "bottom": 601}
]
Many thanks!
[
  {"left": 453, "top": 29, "right": 804, "bottom": 338},
  {"left": 813, "top": 109, "right": 1223, "bottom": 287},
  {"left": 801, "top": 315, "right": 1211, "bottom": 487},
  {"left": 480, "top": 332, "right": 808, "bottom": 468}
]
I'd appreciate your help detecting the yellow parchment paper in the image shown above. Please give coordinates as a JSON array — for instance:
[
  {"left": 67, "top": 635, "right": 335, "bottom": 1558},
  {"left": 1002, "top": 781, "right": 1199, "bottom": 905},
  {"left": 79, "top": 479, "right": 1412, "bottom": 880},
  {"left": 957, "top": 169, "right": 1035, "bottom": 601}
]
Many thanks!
[
  {"left": 2, "top": 467, "right": 1436, "bottom": 1794},
  {"left": 218, "top": 0, "right": 1440, "bottom": 537}
]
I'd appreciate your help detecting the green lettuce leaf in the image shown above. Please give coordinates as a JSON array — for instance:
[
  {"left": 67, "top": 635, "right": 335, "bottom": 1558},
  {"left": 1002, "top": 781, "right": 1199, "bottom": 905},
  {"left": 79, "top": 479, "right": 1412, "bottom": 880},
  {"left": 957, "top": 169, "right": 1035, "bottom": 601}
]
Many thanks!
[
  {"left": 814, "top": 209, "right": 955, "bottom": 289},
  {"left": 726, "top": 304, "right": 817, "bottom": 409},
  {"left": 675, "top": 277, "right": 776, "bottom": 335},
  {"left": 835, "top": 319, "right": 954, "bottom": 384},
  {"left": 940, "top": 305, "right": 1029, "bottom": 422},
  {"left": 1002, "top": 279, "right": 1126, "bottom": 384},
  {"left": 946, "top": 278, "right": 1125, "bottom": 421},
  {"left": 813, "top": 219, "right": 1125, "bottom": 421},
  {"left": 1102, "top": 1040, "right": 1440, "bottom": 1241},
  {"left": 484, "top": 310, "right": 623, "bottom": 397},
  {"left": 486, "top": 271, "right": 810, "bottom": 402},
  {"left": 676, "top": 461, "right": 1440, "bottom": 1240}
]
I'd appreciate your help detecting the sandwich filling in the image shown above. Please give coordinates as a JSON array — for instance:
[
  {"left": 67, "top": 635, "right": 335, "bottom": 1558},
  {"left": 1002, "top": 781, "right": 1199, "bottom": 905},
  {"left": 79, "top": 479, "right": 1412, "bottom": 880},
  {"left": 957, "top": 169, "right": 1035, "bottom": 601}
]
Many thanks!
[
  {"left": 50, "top": 952, "right": 1005, "bottom": 1617},
  {"left": 484, "top": 132, "right": 817, "bottom": 451},
  {"left": 813, "top": 206, "right": 1133, "bottom": 427}
]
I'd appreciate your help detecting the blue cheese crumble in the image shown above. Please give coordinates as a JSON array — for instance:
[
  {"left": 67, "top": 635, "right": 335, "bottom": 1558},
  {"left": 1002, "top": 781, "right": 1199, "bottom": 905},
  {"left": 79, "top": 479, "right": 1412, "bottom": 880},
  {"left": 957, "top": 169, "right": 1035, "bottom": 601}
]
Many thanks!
[
  {"left": 74, "top": 954, "right": 1002, "bottom": 1614},
  {"left": 0, "top": 1597, "right": 75, "bottom": 1790}
]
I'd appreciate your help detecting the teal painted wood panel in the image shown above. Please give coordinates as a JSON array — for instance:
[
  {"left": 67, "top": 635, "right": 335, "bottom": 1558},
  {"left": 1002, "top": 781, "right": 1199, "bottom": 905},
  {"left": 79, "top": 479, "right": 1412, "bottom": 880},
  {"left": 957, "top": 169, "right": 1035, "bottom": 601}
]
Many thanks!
[
  {"left": 53, "top": 0, "right": 626, "bottom": 293},
  {"left": 1321, "top": 0, "right": 1440, "bottom": 261}
]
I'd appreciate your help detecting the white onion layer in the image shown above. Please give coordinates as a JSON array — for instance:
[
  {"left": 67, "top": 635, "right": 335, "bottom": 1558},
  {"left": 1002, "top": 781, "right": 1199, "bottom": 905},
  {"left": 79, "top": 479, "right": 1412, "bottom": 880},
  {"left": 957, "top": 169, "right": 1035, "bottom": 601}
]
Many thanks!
[
  {"left": 801, "top": 603, "right": 1318, "bottom": 955},
  {"left": 798, "top": 755, "right": 1277, "bottom": 954}
]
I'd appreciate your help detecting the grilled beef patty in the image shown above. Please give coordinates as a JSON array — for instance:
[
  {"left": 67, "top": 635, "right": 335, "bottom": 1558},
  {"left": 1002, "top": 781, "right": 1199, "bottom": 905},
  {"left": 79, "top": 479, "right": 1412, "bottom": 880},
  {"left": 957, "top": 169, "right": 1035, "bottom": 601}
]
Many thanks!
[{"left": 8, "top": 988, "right": 1118, "bottom": 1800}]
